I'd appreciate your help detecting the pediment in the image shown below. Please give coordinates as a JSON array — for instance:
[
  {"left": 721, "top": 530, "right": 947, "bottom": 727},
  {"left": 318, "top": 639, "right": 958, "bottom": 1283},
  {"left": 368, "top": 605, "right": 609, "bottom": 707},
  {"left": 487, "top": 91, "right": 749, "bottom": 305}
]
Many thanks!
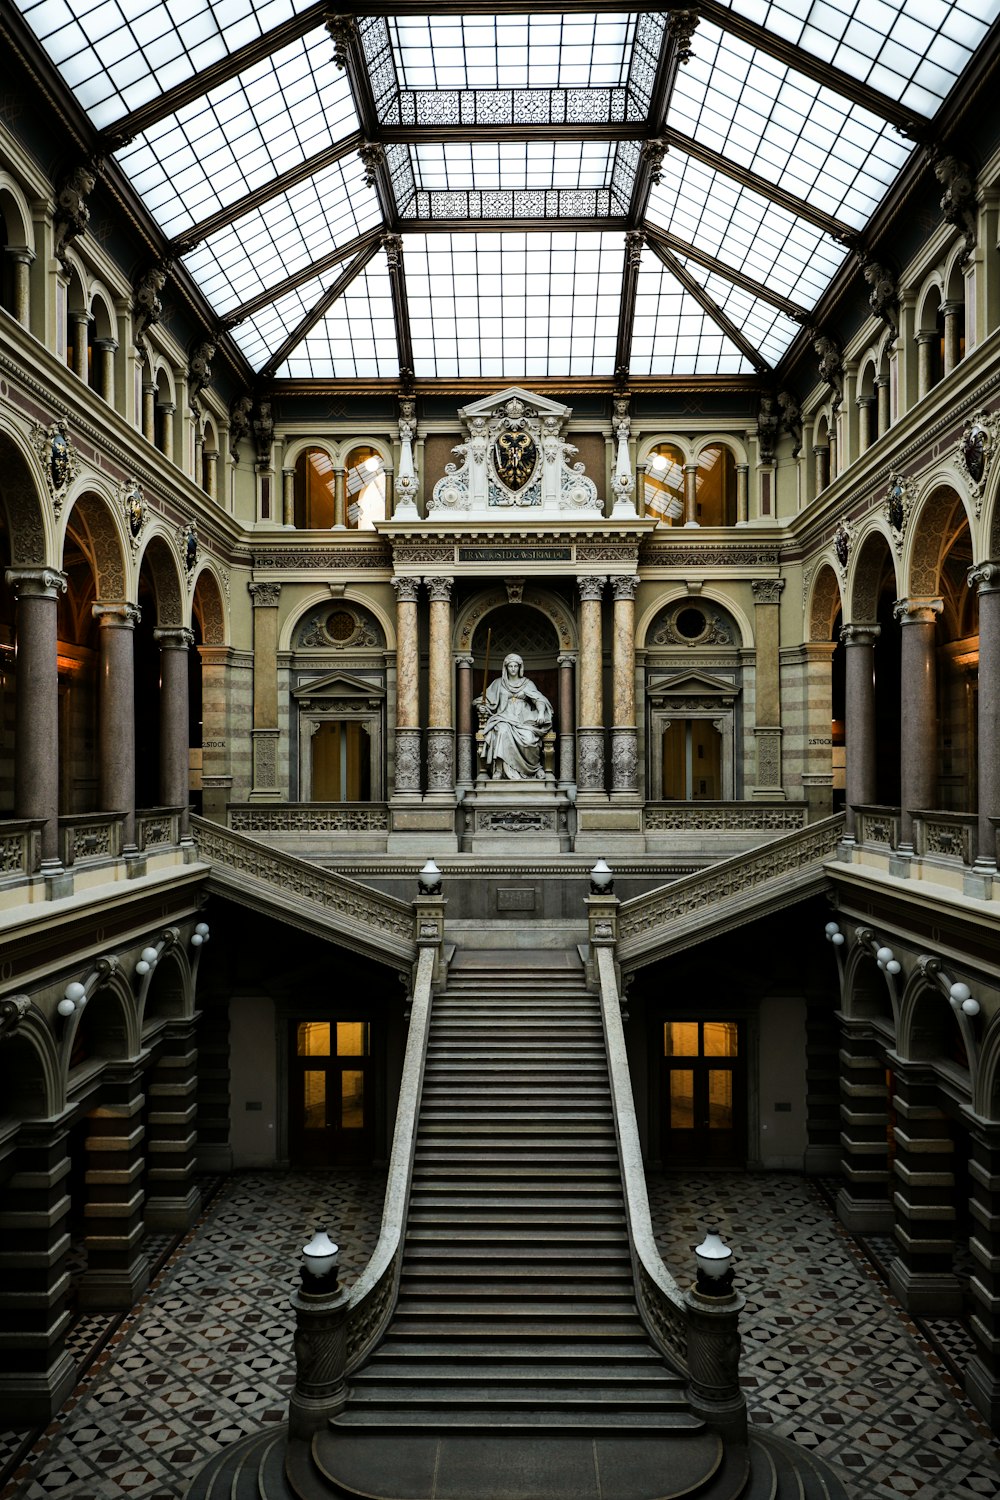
[
  {"left": 647, "top": 669, "right": 737, "bottom": 698},
  {"left": 459, "top": 387, "right": 571, "bottom": 422},
  {"left": 292, "top": 672, "right": 385, "bottom": 702}
]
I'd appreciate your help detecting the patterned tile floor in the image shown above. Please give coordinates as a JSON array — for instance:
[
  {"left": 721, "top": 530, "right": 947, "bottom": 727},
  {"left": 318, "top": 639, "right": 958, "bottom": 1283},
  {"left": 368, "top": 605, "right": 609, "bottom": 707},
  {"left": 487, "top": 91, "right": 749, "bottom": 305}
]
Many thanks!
[{"left": 2, "top": 1171, "right": 998, "bottom": 1500}]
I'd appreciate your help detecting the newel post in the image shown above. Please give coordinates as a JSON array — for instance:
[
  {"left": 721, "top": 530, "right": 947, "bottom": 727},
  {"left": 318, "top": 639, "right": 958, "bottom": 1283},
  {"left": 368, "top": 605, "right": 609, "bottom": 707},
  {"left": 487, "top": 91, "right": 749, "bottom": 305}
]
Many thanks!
[
  {"left": 289, "top": 1230, "right": 350, "bottom": 1438},
  {"left": 684, "top": 1231, "right": 747, "bottom": 1443}
]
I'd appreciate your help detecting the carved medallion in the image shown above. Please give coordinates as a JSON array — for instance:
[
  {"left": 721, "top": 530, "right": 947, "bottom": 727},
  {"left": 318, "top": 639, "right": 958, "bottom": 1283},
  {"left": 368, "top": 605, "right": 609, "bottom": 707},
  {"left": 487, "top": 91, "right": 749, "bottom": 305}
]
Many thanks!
[
  {"left": 884, "top": 475, "right": 911, "bottom": 556},
  {"left": 121, "top": 479, "right": 147, "bottom": 553},
  {"left": 834, "top": 521, "right": 852, "bottom": 571},
  {"left": 493, "top": 428, "right": 537, "bottom": 492},
  {"left": 178, "top": 521, "right": 198, "bottom": 580},
  {"left": 31, "top": 415, "right": 80, "bottom": 515},
  {"left": 957, "top": 411, "right": 999, "bottom": 514}
]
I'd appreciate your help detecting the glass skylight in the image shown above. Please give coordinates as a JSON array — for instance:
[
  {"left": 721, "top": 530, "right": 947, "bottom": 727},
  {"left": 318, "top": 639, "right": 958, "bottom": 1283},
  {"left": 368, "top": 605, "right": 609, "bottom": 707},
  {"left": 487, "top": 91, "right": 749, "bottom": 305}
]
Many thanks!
[
  {"left": 713, "top": 0, "right": 1000, "bottom": 117},
  {"left": 13, "top": 0, "right": 317, "bottom": 130},
  {"left": 387, "top": 13, "right": 636, "bottom": 90},
  {"left": 114, "top": 31, "right": 357, "bottom": 239},
  {"left": 669, "top": 21, "right": 913, "bottom": 231},
  {"left": 229, "top": 272, "right": 330, "bottom": 371},
  {"left": 277, "top": 256, "right": 399, "bottom": 379},
  {"left": 648, "top": 152, "right": 850, "bottom": 306},
  {"left": 405, "top": 232, "right": 624, "bottom": 378},
  {"left": 631, "top": 254, "right": 754, "bottom": 376},
  {"left": 410, "top": 142, "right": 616, "bottom": 194},
  {"left": 182, "top": 158, "right": 381, "bottom": 315},
  {"left": 674, "top": 258, "right": 804, "bottom": 368}
]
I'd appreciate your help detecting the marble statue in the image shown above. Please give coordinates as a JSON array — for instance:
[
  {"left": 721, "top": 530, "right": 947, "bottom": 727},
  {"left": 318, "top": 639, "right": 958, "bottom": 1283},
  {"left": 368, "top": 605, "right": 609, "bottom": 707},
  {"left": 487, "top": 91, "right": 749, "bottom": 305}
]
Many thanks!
[{"left": 477, "top": 654, "right": 553, "bottom": 781}]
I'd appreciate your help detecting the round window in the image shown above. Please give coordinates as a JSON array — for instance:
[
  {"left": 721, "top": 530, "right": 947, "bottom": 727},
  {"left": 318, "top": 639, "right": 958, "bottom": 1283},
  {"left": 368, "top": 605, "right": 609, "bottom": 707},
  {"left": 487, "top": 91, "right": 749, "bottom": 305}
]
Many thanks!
[
  {"left": 675, "top": 607, "right": 706, "bottom": 640},
  {"left": 326, "top": 609, "right": 356, "bottom": 643}
]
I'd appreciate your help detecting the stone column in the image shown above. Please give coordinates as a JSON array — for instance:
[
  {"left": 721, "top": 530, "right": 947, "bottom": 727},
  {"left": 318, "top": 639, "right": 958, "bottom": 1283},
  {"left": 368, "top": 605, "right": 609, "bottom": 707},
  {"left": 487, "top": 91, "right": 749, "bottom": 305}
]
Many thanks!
[
  {"left": 204, "top": 447, "right": 219, "bottom": 502},
  {"left": 93, "top": 602, "right": 140, "bottom": 848},
  {"left": 283, "top": 468, "right": 295, "bottom": 527},
  {"left": 142, "top": 383, "right": 156, "bottom": 443},
  {"left": 735, "top": 465, "right": 749, "bottom": 525},
  {"left": 915, "top": 330, "right": 936, "bottom": 400},
  {"left": 154, "top": 627, "right": 193, "bottom": 835},
  {"left": 812, "top": 444, "right": 829, "bottom": 495},
  {"left": 334, "top": 467, "right": 347, "bottom": 530},
  {"left": 875, "top": 376, "right": 890, "bottom": 436},
  {"left": 750, "top": 579, "right": 785, "bottom": 797},
  {"left": 4, "top": 245, "right": 34, "bottom": 328},
  {"left": 425, "top": 576, "right": 454, "bottom": 796},
  {"left": 0, "top": 1115, "right": 76, "bottom": 1424},
  {"left": 193, "top": 427, "right": 204, "bottom": 489},
  {"left": 159, "top": 403, "right": 175, "bottom": 465},
  {"left": 198, "top": 644, "right": 235, "bottom": 821},
  {"left": 455, "top": 654, "right": 475, "bottom": 790},
  {"left": 942, "top": 302, "right": 962, "bottom": 375},
  {"left": 683, "top": 463, "right": 699, "bottom": 526},
  {"left": 5, "top": 567, "right": 66, "bottom": 867},
  {"left": 840, "top": 622, "right": 880, "bottom": 842},
  {"left": 144, "top": 1023, "right": 201, "bottom": 1231},
  {"left": 69, "top": 309, "right": 89, "bottom": 382},
  {"left": 887, "top": 1067, "right": 962, "bottom": 1314},
  {"left": 836, "top": 1030, "right": 892, "bottom": 1231},
  {"left": 577, "top": 576, "right": 607, "bottom": 793},
  {"left": 969, "top": 561, "right": 1000, "bottom": 869},
  {"left": 248, "top": 582, "right": 281, "bottom": 800},
  {"left": 857, "top": 396, "right": 875, "bottom": 454},
  {"left": 610, "top": 576, "right": 639, "bottom": 796},
  {"left": 895, "top": 597, "right": 943, "bottom": 852},
  {"left": 79, "top": 1068, "right": 150, "bottom": 1309},
  {"left": 966, "top": 1119, "right": 1000, "bottom": 1426},
  {"left": 558, "top": 654, "right": 576, "bottom": 787},
  {"left": 392, "top": 577, "right": 421, "bottom": 795},
  {"left": 92, "top": 338, "right": 117, "bottom": 403}
]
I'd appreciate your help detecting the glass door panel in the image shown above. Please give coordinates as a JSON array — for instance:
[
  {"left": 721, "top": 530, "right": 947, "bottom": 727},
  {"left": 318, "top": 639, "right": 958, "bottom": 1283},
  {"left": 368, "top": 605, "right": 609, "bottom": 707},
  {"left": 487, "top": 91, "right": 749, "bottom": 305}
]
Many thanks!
[
  {"left": 661, "top": 1019, "right": 745, "bottom": 1168},
  {"left": 289, "top": 1018, "right": 373, "bottom": 1166}
]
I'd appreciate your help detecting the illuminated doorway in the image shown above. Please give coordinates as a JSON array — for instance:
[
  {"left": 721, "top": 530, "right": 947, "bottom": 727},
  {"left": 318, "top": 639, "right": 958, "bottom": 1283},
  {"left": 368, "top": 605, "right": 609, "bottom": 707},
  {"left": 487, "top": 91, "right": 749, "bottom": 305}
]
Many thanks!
[
  {"left": 290, "top": 1020, "right": 372, "bottom": 1167},
  {"left": 661, "top": 1020, "right": 745, "bottom": 1168}
]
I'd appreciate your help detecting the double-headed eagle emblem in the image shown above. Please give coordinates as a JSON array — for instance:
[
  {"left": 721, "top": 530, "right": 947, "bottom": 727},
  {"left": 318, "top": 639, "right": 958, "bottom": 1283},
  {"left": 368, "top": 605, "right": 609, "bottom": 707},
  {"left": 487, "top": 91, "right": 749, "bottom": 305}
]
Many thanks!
[{"left": 493, "top": 429, "right": 537, "bottom": 492}]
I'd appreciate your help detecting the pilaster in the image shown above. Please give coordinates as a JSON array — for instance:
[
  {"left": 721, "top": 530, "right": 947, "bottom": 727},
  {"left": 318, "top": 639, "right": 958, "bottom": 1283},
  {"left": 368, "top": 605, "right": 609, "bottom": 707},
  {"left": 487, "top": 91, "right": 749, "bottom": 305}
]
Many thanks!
[
  {"left": 79, "top": 1071, "right": 150, "bottom": 1310},
  {"left": 144, "top": 1025, "right": 202, "bottom": 1231},
  {"left": 887, "top": 1068, "right": 962, "bottom": 1315},
  {"left": 836, "top": 1033, "right": 892, "bottom": 1232}
]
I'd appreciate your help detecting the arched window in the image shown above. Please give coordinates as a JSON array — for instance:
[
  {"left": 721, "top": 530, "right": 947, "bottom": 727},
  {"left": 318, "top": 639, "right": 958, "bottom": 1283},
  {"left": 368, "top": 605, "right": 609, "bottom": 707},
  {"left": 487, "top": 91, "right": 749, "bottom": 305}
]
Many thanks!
[
  {"left": 294, "top": 447, "right": 336, "bottom": 529},
  {"left": 695, "top": 444, "right": 736, "bottom": 526},
  {"left": 345, "top": 445, "right": 386, "bottom": 530},
  {"left": 643, "top": 443, "right": 685, "bottom": 523}
]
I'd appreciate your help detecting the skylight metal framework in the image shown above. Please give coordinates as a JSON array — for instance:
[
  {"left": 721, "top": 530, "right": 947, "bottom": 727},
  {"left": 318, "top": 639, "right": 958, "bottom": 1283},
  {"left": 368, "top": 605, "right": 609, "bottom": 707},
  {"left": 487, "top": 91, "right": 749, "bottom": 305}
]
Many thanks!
[{"left": 11, "top": 0, "right": 1000, "bottom": 384}]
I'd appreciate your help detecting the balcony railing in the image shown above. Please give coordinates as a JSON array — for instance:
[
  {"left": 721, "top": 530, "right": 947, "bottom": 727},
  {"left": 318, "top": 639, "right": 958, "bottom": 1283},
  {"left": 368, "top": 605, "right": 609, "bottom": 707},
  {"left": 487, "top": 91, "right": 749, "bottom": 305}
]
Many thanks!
[
  {"left": 58, "top": 812, "right": 124, "bottom": 867},
  {"left": 0, "top": 818, "right": 44, "bottom": 883},
  {"left": 853, "top": 805, "right": 900, "bottom": 850}
]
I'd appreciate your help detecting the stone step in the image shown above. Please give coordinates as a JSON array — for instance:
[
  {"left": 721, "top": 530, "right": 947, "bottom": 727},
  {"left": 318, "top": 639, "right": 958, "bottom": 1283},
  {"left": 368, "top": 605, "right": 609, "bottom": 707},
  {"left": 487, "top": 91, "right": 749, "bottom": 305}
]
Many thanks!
[
  {"left": 391, "top": 1297, "right": 643, "bottom": 1319},
  {"left": 332, "top": 1408, "right": 702, "bottom": 1432},
  {"left": 407, "top": 1195, "right": 626, "bottom": 1212},
  {"left": 403, "top": 1244, "right": 633, "bottom": 1263},
  {"left": 347, "top": 1384, "right": 687, "bottom": 1410},
  {"left": 355, "top": 1360, "right": 678, "bottom": 1388},
  {"left": 371, "top": 1337, "right": 662, "bottom": 1363},
  {"left": 405, "top": 1226, "right": 629, "bottom": 1244}
]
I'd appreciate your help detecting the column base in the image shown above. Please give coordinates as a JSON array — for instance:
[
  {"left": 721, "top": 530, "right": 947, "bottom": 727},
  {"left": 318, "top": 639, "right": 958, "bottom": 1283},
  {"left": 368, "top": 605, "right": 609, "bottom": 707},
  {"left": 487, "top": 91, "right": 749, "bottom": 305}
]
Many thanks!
[
  {"left": 837, "top": 1188, "right": 893, "bottom": 1233},
  {"left": 144, "top": 1185, "right": 202, "bottom": 1232},
  {"left": 77, "top": 1259, "right": 150, "bottom": 1311},
  {"left": 888, "top": 850, "right": 914, "bottom": 877},
  {"left": 964, "top": 867, "right": 998, "bottom": 900},
  {"left": 42, "top": 860, "right": 73, "bottom": 899},
  {"left": 966, "top": 1353, "right": 1000, "bottom": 1428},
  {"left": 0, "top": 1351, "right": 77, "bottom": 1427},
  {"left": 803, "top": 1144, "right": 841, "bottom": 1174},
  {"left": 888, "top": 1258, "right": 963, "bottom": 1315}
]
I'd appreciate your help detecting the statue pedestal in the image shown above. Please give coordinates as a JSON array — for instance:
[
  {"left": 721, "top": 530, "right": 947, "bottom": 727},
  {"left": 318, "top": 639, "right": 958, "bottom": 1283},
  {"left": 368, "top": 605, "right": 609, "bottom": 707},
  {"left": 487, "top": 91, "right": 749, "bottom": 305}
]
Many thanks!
[{"left": 460, "top": 778, "right": 571, "bottom": 854}]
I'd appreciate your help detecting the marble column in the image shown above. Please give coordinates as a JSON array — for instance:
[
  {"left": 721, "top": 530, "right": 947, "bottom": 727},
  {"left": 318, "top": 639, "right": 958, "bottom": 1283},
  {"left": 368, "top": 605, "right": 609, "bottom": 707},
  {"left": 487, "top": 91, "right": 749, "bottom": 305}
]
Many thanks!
[
  {"left": 915, "top": 330, "right": 936, "bottom": 399},
  {"left": 875, "top": 376, "right": 890, "bottom": 436},
  {"left": 966, "top": 1120, "right": 1000, "bottom": 1426},
  {"left": 153, "top": 626, "right": 193, "bottom": 836},
  {"left": 93, "top": 338, "right": 116, "bottom": 403},
  {"left": 282, "top": 468, "right": 295, "bottom": 527},
  {"left": 334, "top": 467, "right": 347, "bottom": 530},
  {"left": 5, "top": 567, "right": 66, "bottom": 866},
  {"left": 813, "top": 444, "right": 829, "bottom": 495},
  {"left": 840, "top": 622, "right": 880, "bottom": 842},
  {"left": 735, "top": 464, "right": 749, "bottom": 525},
  {"left": 93, "top": 602, "right": 140, "bottom": 848},
  {"left": 887, "top": 1067, "right": 962, "bottom": 1314},
  {"left": 895, "top": 597, "right": 943, "bottom": 852},
  {"left": 159, "top": 403, "right": 175, "bottom": 464},
  {"left": 558, "top": 654, "right": 576, "bottom": 787},
  {"left": 69, "top": 309, "right": 89, "bottom": 382},
  {"left": 836, "top": 1031, "right": 892, "bottom": 1231},
  {"left": 683, "top": 463, "right": 699, "bottom": 526},
  {"left": 456, "top": 654, "right": 475, "bottom": 790},
  {"left": 857, "top": 396, "right": 875, "bottom": 454},
  {"left": 204, "top": 447, "right": 219, "bottom": 502},
  {"left": 4, "top": 245, "right": 34, "bottom": 328},
  {"left": 968, "top": 561, "right": 1000, "bottom": 869},
  {"left": 142, "top": 384, "right": 156, "bottom": 443},
  {"left": 750, "top": 578, "right": 785, "bottom": 796},
  {"left": 144, "top": 1022, "right": 201, "bottom": 1231},
  {"left": 79, "top": 1068, "right": 150, "bottom": 1310},
  {"left": 577, "top": 576, "right": 607, "bottom": 793},
  {"left": 0, "top": 1116, "right": 76, "bottom": 1424},
  {"left": 942, "top": 302, "right": 962, "bottom": 375},
  {"left": 610, "top": 576, "right": 639, "bottom": 796},
  {"left": 425, "top": 576, "right": 454, "bottom": 795},
  {"left": 392, "top": 577, "right": 421, "bottom": 795},
  {"left": 248, "top": 582, "right": 281, "bottom": 799}
]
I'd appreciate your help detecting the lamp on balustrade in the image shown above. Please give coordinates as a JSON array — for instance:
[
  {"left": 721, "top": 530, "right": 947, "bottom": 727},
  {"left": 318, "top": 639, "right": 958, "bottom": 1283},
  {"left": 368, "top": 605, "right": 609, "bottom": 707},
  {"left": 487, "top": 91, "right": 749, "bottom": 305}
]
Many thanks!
[
  {"left": 694, "top": 1228, "right": 734, "bottom": 1297},
  {"left": 590, "top": 859, "right": 614, "bottom": 894},
  {"left": 301, "top": 1228, "right": 340, "bottom": 1291},
  {"left": 418, "top": 859, "right": 442, "bottom": 895}
]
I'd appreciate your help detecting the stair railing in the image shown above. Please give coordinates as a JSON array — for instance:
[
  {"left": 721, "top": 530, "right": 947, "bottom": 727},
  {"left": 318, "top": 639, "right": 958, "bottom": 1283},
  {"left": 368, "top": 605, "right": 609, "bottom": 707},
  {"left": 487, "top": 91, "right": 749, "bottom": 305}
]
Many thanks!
[
  {"left": 344, "top": 941, "right": 436, "bottom": 1374},
  {"left": 594, "top": 942, "right": 690, "bottom": 1376}
]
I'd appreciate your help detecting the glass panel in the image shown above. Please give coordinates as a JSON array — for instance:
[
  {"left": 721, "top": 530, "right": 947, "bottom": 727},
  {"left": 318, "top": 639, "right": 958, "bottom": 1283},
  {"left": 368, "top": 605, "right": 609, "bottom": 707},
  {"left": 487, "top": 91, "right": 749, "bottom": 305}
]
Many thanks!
[
  {"left": 410, "top": 141, "right": 616, "bottom": 194},
  {"left": 644, "top": 444, "right": 685, "bottom": 523},
  {"left": 665, "top": 1022, "right": 700, "bottom": 1057},
  {"left": 707, "top": 1070, "right": 734, "bottom": 1130},
  {"left": 336, "top": 1022, "right": 369, "bottom": 1057},
  {"left": 341, "top": 1069, "right": 365, "bottom": 1129},
  {"left": 387, "top": 12, "right": 636, "bottom": 91},
  {"left": 278, "top": 256, "right": 399, "bottom": 379},
  {"left": 297, "top": 1022, "right": 330, "bottom": 1057},
  {"left": 345, "top": 446, "right": 386, "bottom": 531},
  {"left": 669, "top": 1071, "right": 695, "bottom": 1129},
  {"left": 674, "top": 259, "right": 802, "bottom": 368},
  {"left": 228, "top": 271, "right": 328, "bottom": 372},
  {"left": 631, "top": 251, "right": 754, "bottom": 376},
  {"left": 704, "top": 1022, "right": 739, "bottom": 1059},
  {"left": 303, "top": 1070, "right": 326, "bottom": 1129}
]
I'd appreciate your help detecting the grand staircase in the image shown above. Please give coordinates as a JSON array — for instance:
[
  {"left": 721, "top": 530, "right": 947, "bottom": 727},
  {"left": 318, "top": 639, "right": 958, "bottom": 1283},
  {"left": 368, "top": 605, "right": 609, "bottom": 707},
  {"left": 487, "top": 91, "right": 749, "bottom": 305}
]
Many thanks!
[{"left": 187, "top": 949, "right": 847, "bottom": 1500}]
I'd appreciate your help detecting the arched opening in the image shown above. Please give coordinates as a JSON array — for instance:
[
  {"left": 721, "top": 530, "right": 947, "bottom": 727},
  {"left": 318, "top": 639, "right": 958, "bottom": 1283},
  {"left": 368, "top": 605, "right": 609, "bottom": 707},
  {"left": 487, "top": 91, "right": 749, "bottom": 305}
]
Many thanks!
[
  {"left": 154, "top": 367, "right": 174, "bottom": 459},
  {"left": 857, "top": 360, "right": 877, "bottom": 454},
  {"left": 201, "top": 418, "right": 219, "bottom": 500},
  {"left": 134, "top": 536, "right": 185, "bottom": 814},
  {"left": 694, "top": 444, "right": 737, "bottom": 526},
  {"left": 814, "top": 416, "right": 830, "bottom": 496},
  {"left": 471, "top": 604, "right": 561, "bottom": 779},
  {"left": 917, "top": 286, "right": 944, "bottom": 396},
  {"left": 643, "top": 443, "right": 685, "bottom": 523},
  {"left": 0, "top": 187, "right": 32, "bottom": 326},
  {"left": 345, "top": 445, "right": 386, "bottom": 530},
  {"left": 937, "top": 512, "right": 977, "bottom": 811},
  {"left": 294, "top": 446, "right": 336, "bottom": 529},
  {"left": 88, "top": 294, "right": 116, "bottom": 404},
  {"left": 644, "top": 597, "right": 741, "bottom": 801},
  {"left": 874, "top": 573, "right": 902, "bottom": 806},
  {"left": 192, "top": 570, "right": 226, "bottom": 818},
  {"left": 65, "top": 269, "right": 89, "bottom": 379},
  {"left": 943, "top": 261, "right": 966, "bottom": 375},
  {"left": 807, "top": 563, "right": 844, "bottom": 813},
  {"left": 0, "top": 505, "right": 14, "bottom": 815},
  {"left": 58, "top": 511, "right": 100, "bottom": 815}
]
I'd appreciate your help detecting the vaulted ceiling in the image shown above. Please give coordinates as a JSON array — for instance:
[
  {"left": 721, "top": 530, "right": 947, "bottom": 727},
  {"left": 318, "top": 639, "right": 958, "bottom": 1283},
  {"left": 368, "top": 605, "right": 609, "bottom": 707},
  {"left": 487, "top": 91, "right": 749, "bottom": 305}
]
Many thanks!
[{"left": 11, "top": 0, "right": 1000, "bottom": 384}]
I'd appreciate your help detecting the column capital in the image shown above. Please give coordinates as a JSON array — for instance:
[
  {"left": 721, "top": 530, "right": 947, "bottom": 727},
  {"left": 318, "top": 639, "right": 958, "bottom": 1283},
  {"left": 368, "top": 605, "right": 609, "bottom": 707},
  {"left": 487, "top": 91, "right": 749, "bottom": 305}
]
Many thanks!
[
  {"left": 914, "top": 329, "right": 938, "bottom": 345},
  {"left": 856, "top": 395, "right": 876, "bottom": 408},
  {"left": 153, "top": 626, "right": 194, "bottom": 650},
  {"left": 894, "top": 596, "right": 943, "bottom": 624},
  {"left": 392, "top": 576, "right": 421, "bottom": 603},
  {"left": 840, "top": 621, "right": 880, "bottom": 648},
  {"left": 969, "top": 560, "right": 1000, "bottom": 594},
  {"left": 248, "top": 580, "right": 281, "bottom": 608},
  {"left": 424, "top": 575, "right": 454, "bottom": 603},
  {"left": 93, "top": 601, "right": 141, "bottom": 628},
  {"left": 5, "top": 567, "right": 67, "bottom": 600},
  {"left": 455, "top": 654, "right": 474, "bottom": 669},
  {"left": 3, "top": 243, "right": 35, "bottom": 265},
  {"left": 92, "top": 337, "right": 118, "bottom": 353},
  {"left": 750, "top": 578, "right": 785, "bottom": 605},
  {"left": 610, "top": 575, "right": 639, "bottom": 602},
  {"left": 577, "top": 574, "right": 607, "bottom": 602},
  {"left": 558, "top": 652, "right": 577, "bottom": 668}
]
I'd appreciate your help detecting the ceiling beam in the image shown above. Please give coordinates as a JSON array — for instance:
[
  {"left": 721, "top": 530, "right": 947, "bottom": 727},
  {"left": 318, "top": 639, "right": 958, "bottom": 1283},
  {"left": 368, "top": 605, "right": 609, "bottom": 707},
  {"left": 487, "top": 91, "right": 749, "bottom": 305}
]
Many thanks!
[
  {"left": 382, "top": 235, "right": 415, "bottom": 386},
  {"left": 221, "top": 228, "right": 384, "bottom": 326},
  {"left": 661, "top": 127, "right": 856, "bottom": 242},
  {"left": 259, "top": 241, "right": 383, "bottom": 378},
  {"left": 168, "top": 133, "right": 365, "bottom": 254},
  {"left": 642, "top": 224, "right": 810, "bottom": 318},
  {"left": 615, "top": 231, "right": 645, "bottom": 383},
  {"left": 697, "top": 0, "right": 927, "bottom": 138},
  {"left": 648, "top": 239, "right": 772, "bottom": 373},
  {"left": 331, "top": 19, "right": 401, "bottom": 229}
]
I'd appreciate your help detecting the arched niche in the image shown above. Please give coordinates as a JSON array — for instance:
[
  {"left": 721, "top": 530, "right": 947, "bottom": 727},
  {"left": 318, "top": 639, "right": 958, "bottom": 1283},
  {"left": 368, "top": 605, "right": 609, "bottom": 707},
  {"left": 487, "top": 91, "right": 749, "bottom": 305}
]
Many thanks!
[
  {"left": 140, "top": 945, "right": 190, "bottom": 1033},
  {"left": 0, "top": 1011, "right": 59, "bottom": 1124},
  {"left": 642, "top": 596, "right": 742, "bottom": 801},
  {"left": 291, "top": 600, "right": 388, "bottom": 801}
]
